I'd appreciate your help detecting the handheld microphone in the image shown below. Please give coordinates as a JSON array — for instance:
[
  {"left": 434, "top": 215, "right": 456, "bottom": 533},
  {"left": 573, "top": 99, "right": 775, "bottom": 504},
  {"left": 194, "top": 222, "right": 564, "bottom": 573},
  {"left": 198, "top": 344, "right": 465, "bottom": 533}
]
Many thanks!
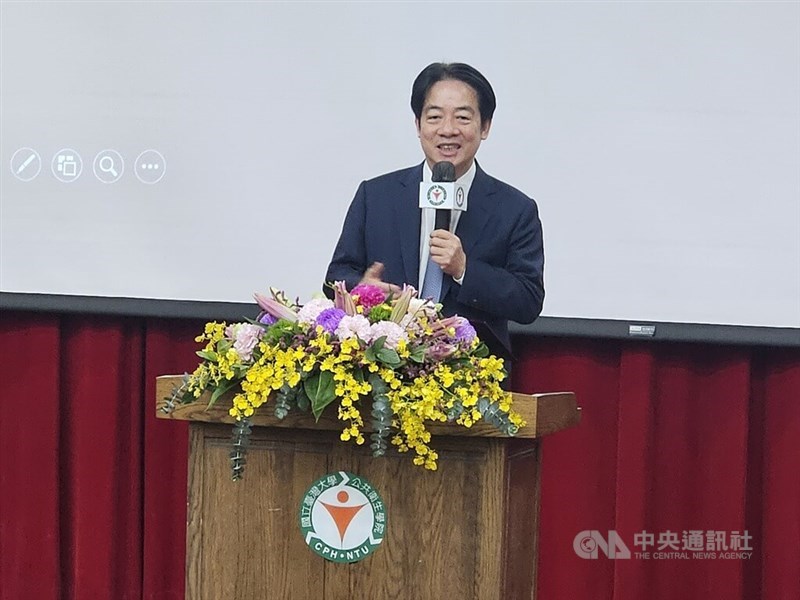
[
  {"left": 432, "top": 160, "right": 456, "bottom": 183},
  {"left": 432, "top": 162, "right": 455, "bottom": 230},
  {"left": 418, "top": 161, "right": 467, "bottom": 232}
]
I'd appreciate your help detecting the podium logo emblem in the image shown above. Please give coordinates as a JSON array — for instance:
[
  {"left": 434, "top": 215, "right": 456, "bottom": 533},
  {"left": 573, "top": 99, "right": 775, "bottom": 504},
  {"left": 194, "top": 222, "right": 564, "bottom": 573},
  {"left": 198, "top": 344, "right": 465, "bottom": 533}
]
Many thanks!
[
  {"left": 299, "top": 471, "right": 386, "bottom": 563},
  {"left": 427, "top": 184, "right": 447, "bottom": 206}
]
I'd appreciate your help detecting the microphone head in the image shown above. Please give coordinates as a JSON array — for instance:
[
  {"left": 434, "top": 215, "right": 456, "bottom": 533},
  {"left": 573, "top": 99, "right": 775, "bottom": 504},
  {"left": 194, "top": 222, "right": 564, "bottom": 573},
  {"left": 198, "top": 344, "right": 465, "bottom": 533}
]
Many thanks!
[{"left": 432, "top": 161, "right": 456, "bottom": 182}]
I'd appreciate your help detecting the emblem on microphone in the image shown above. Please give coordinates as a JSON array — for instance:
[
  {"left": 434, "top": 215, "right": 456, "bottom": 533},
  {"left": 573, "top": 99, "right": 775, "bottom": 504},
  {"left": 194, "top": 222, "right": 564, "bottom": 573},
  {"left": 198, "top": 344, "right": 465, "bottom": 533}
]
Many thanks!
[
  {"left": 456, "top": 186, "right": 465, "bottom": 208},
  {"left": 427, "top": 185, "right": 447, "bottom": 206},
  {"left": 419, "top": 181, "right": 466, "bottom": 211}
]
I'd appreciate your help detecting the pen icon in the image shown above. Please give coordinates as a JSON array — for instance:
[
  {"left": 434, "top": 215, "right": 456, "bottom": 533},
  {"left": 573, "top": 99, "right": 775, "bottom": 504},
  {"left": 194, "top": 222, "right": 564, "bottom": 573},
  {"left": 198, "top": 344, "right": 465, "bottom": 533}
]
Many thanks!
[
  {"left": 10, "top": 148, "right": 42, "bottom": 181},
  {"left": 16, "top": 154, "right": 36, "bottom": 174}
]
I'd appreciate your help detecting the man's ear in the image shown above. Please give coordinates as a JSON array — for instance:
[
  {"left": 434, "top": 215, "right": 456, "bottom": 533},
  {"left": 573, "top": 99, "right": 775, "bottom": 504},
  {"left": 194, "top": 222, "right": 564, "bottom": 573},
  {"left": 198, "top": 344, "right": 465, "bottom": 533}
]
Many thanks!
[
  {"left": 480, "top": 119, "right": 492, "bottom": 140},
  {"left": 415, "top": 117, "right": 421, "bottom": 137}
]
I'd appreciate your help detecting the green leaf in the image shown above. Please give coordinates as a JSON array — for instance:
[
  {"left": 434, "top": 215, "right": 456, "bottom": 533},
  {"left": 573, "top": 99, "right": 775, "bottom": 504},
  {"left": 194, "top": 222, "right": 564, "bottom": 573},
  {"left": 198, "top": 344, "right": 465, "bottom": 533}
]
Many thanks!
[
  {"left": 296, "top": 387, "right": 311, "bottom": 412},
  {"left": 371, "top": 336, "right": 386, "bottom": 353},
  {"left": 305, "top": 371, "right": 336, "bottom": 421},
  {"left": 365, "top": 336, "right": 388, "bottom": 364},
  {"left": 364, "top": 345, "right": 377, "bottom": 363},
  {"left": 207, "top": 379, "right": 238, "bottom": 410},
  {"left": 376, "top": 347, "right": 402, "bottom": 368},
  {"left": 262, "top": 319, "right": 302, "bottom": 346},
  {"left": 368, "top": 372, "right": 389, "bottom": 395},
  {"left": 197, "top": 350, "right": 218, "bottom": 362},
  {"left": 245, "top": 315, "right": 271, "bottom": 329},
  {"left": 472, "top": 342, "right": 490, "bottom": 358},
  {"left": 409, "top": 346, "right": 426, "bottom": 363}
]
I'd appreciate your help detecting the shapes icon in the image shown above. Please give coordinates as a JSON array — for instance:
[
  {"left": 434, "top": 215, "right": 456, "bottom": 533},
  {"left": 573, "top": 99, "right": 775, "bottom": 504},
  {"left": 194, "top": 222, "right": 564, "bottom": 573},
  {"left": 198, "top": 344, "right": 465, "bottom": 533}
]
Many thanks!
[
  {"left": 10, "top": 148, "right": 42, "bottom": 182},
  {"left": 51, "top": 148, "right": 83, "bottom": 183}
]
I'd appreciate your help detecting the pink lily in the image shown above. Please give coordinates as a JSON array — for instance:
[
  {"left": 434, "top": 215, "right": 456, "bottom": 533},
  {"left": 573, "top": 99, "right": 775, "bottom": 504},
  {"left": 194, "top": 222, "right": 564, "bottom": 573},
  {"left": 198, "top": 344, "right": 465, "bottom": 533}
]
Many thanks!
[
  {"left": 390, "top": 285, "right": 417, "bottom": 323},
  {"left": 253, "top": 292, "right": 298, "bottom": 322},
  {"left": 426, "top": 341, "right": 457, "bottom": 361},
  {"left": 332, "top": 281, "right": 357, "bottom": 316},
  {"left": 429, "top": 315, "right": 459, "bottom": 338}
]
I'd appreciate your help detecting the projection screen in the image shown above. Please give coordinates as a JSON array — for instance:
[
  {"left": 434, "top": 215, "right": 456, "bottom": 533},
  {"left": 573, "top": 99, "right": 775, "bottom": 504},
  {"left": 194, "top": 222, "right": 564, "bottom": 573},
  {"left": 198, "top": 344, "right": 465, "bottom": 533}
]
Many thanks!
[{"left": 1, "top": 1, "right": 798, "bottom": 333}]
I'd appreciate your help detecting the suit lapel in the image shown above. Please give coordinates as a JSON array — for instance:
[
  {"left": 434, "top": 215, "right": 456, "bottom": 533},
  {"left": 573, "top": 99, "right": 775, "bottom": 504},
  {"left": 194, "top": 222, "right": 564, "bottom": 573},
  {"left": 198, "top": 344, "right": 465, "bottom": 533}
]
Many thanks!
[
  {"left": 394, "top": 164, "right": 424, "bottom": 286},
  {"left": 456, "top": 164, "right": 494, "bottom": 258},
  {"left": 440, "top": 164, "right": 495, "bottom": 299}
]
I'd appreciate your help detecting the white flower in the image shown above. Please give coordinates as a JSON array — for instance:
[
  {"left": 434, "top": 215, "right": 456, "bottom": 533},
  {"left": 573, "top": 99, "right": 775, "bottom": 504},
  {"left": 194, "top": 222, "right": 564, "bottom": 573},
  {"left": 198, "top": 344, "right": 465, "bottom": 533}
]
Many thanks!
[
  {"left": 368, "top": 320, "right": 409, "bottom": 349},
  {"left": 399, "top": 313, "right": 424, "bottom": 336},
  {"left": 335, "top": 314, "right": 372, "bottom": 341},
  {"left": 224, "top": 323, "right": 263, "bottom": 361},
  {"left": 407, "top": 297, "right": 437, "bottom": 319},
  {"left": 296, "top": 298, "right": 334, "bottom": 324}
]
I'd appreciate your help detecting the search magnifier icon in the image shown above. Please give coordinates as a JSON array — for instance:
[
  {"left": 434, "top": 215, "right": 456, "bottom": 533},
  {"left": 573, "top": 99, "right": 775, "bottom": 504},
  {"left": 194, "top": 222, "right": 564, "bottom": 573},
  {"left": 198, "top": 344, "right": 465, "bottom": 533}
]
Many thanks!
[
  {"left": 99, "top": 156, "right": 118, "bottom": 177},
  {"left": 93, "top": 150, "right": 124, "bottom": 183}
]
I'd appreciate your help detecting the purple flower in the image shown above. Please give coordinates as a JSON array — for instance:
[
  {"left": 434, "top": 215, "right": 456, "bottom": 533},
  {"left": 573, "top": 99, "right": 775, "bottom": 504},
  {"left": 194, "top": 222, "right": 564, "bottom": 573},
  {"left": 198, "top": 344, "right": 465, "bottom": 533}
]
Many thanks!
[
  {"left": 258, "top": 312, "right": 277, "bottom": 325},
  {"left": 315, "top": 307, "right": 346, "bottom": 334},
  {"left": 351, "top": 284, "right": 386, "bottom": 310},
  {"left": 452, "top": 316, "right": 477, "bottom": 344},
  {"left": 297, "top": 298, "right": 334, "bottom": 324}
]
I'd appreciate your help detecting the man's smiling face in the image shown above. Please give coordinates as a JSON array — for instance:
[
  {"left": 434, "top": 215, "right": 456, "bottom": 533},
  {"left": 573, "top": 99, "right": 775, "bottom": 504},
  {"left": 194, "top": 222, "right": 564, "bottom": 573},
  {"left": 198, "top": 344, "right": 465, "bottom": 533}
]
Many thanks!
[{"left": 416, "top": 79, "right": 491, "bottom": 179}]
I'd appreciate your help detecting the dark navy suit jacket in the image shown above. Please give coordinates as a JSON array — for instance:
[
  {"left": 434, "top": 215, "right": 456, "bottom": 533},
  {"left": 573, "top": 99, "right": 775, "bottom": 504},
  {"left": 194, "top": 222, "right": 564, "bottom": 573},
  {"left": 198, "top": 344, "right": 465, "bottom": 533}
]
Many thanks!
[{"left": 325, "top": 162, "right": 544, "bottom": 359}]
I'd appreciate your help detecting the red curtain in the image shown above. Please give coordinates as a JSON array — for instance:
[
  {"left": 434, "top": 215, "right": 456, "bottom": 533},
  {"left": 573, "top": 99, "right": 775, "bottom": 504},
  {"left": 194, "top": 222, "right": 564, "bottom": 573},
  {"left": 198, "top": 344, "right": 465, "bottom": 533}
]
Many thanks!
[{"left": 1, "top": 311, "right": 798, "bottom": 600}]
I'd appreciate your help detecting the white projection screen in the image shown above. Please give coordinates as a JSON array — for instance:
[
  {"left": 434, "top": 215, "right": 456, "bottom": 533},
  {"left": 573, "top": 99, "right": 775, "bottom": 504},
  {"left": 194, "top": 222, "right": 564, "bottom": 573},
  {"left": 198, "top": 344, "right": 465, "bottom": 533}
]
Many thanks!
[{"left": 1, "top": 1, "right": 799, "bottom": 334}]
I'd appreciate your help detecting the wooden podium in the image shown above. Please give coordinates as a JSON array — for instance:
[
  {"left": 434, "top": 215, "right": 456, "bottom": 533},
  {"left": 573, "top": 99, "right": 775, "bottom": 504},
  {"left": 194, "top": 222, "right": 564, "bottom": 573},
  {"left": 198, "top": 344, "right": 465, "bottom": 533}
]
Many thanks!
[{"left": 156, "top": 376, "right": 579, "bottom": 600}]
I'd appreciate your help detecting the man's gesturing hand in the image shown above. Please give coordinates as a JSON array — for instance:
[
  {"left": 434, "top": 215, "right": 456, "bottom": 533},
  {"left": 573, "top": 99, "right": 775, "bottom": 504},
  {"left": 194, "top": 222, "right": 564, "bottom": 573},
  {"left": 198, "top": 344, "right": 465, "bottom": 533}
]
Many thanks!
[{"left": 360, "top": 262, "right": 402, "bottom": 293}]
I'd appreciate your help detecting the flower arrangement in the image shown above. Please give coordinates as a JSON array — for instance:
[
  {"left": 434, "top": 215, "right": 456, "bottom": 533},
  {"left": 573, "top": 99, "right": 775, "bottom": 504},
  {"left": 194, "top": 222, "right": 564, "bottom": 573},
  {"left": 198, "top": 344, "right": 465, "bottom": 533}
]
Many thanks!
[{"left": 165, "top": 283, "right": 525, "bottom": 479}]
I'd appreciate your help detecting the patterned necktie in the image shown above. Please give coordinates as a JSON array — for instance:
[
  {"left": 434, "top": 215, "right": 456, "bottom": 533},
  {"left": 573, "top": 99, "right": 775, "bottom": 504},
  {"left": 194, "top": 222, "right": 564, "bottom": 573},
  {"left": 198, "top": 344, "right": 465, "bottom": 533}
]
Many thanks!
[
  {"left": 421, "top": 255, "right": 443, "bottom": 301},
  {"left": 421, "top": 209, "right": 450, "bottom": 301}
]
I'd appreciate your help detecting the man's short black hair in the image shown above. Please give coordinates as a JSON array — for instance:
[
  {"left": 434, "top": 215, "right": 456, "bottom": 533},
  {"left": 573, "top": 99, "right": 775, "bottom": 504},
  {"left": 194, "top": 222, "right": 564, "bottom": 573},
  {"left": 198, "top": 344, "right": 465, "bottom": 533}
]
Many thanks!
[{"left": 410, "top": 62, "right": 497, "bottom": 124}]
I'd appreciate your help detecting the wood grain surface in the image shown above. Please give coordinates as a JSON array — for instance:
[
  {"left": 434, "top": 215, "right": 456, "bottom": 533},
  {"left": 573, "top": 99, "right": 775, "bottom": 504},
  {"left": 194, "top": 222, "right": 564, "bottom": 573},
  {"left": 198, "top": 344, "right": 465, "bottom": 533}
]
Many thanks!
[
  {"left": 186, "top": 425, "right": 506, "bottom": 600},
  {"left": 160, "top": 375, "right": 580, "bottom": 599}
]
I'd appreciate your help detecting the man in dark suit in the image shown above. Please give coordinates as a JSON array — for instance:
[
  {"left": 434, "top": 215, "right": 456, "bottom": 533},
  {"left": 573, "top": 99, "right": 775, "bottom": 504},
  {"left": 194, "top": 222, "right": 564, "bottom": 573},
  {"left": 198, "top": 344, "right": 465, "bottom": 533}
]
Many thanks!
[{"left": 325, "top": 62, "right": 544, "bottom": 361}]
